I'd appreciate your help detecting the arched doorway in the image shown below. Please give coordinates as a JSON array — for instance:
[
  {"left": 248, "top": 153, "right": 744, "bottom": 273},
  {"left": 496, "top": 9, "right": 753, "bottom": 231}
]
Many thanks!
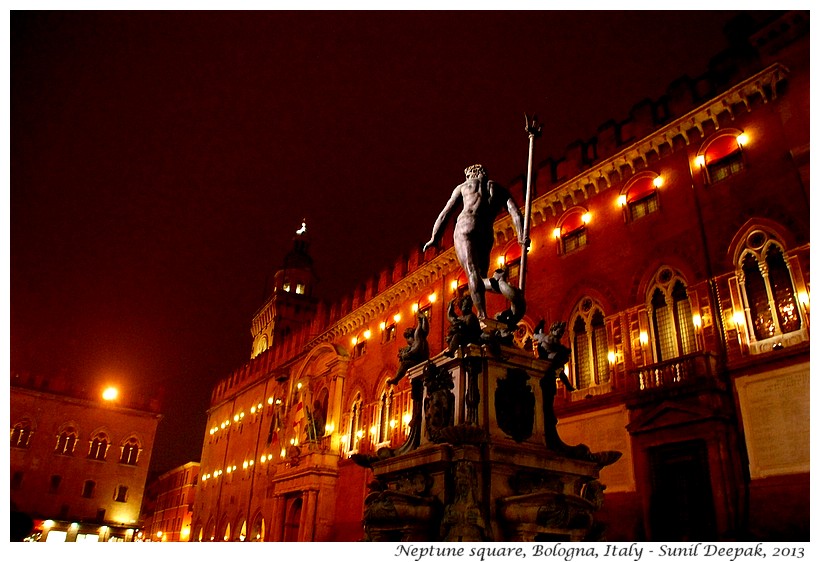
[{"left": 284, "top": 497, "right": 302, "bottom": 542}]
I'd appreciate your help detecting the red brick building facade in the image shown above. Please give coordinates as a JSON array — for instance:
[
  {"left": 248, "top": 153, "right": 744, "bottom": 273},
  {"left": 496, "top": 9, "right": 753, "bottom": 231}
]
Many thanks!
[{"left": 190, "top": 12, "right": 809, "bottom": 542}]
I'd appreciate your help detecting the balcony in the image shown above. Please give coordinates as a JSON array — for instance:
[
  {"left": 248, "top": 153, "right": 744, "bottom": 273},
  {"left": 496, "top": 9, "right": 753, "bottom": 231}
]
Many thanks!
[{"left": 626, "top": 351, "right": 719, "bottom": 393}]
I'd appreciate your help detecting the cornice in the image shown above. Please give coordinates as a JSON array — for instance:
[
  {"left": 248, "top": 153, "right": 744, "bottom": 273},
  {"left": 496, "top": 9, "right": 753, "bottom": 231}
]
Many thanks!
[
  {"left": 306, "top": 250, "right": 461, "bottom": 349},
  {"left": 527, "top": 63, "right": 789, "bottom": 220}
]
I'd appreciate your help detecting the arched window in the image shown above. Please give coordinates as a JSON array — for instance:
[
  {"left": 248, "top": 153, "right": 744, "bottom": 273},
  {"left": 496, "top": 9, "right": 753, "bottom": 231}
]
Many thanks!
[
  {"left": 11, "top": 419, "right": 33, "bottom": 448},
  {"left": 699, "top": 132, "right": 747, "bottom": 184},
  {"left": 620, "top": 173, "right": 661, "bottom": 221},
  {"left": 88, "top": 431, "right": 109, "bottom": 461},
  {"left": 570, "top": 299, "right": 610, "bottom": 389},
  {"left": 347, "top": 393, "right": 363, "bottom": 454},
  {"left": 647, "top": 268, "right": 697, "bottom": 362},
  {"left": 284, "top": 498, "right": 302, "bottom": 542},
  {"left": 378, "top": 384, "right": 394, "bottom": 443},
  {"left": 250, "top": 513, "right": 265, "bottom": 541},
  {"left": 55, "top": 425, "right": 78, "bottom": 455},
  {"left": 120, "top": 436, "right": 141, "bottom": 465},
  {"left": 554, "top": 208, "right": 591, "bottom": 255},
  {"left": 737, "top": 230, "right": 803, "bottom": 344}
]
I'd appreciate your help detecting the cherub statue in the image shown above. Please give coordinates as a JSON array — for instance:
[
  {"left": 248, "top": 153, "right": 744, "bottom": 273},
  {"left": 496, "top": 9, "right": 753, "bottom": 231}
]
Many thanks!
[
  {"left": 443, "top": 294, "right": 483, "bottom": 357},
  {"left": 387, "top": 313, "right": 430, "bottom": 385},
  {"left": 533, "top": 320, "right": 575, "bottom": 392}
]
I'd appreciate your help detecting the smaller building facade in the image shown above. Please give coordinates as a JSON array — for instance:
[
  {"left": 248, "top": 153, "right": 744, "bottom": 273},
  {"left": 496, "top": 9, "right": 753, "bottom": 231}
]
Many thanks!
[
  {"left": 140, "top": 461, "right": 200, "bottom": 542},
  {"left": 10, "top": 372, "right": 162, "bottom": 542}
]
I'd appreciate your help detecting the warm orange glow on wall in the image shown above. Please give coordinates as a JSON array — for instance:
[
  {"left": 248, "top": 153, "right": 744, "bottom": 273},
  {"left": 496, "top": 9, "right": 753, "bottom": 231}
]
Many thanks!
[{"left": 102, "top": 387, "right": 118, "bottom": 401}]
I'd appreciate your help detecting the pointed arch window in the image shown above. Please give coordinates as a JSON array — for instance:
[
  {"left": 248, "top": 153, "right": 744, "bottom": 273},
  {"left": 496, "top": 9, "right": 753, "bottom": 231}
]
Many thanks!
[
  {"left": 570, "top": 299, "right": 610, "bottom": 390},
  {"left": 250, "top": 513, "right": 265, "bottom": 541},
  {"left": 11, "top": 419, "right": 33, "bottom": 448},
  {"left": 88, "top": 431, "right": 110, "bottom": 461},
  {"left": 648, "top": 269, "right": 697, "bottom": 362},
  {"left": 378, "top": 385, "right": 395, "bottom": 443},
  {"left": 347, "top": 393, "right": 363, "bottom": 454},
  {"left": 120, "top": 436, "right": 141, "bottom": 465},
  {"left": 738, "top": 231, "right": 803, "bottom": 344},
  {"left": 55, "top": 426, "right": 78, "bottom": 455}
]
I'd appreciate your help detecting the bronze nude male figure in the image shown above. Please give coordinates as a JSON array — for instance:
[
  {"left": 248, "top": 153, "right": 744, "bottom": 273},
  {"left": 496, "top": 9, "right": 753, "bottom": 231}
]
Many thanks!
[{"left": 423, "top": 164, "right": 527, "bottom": 320}]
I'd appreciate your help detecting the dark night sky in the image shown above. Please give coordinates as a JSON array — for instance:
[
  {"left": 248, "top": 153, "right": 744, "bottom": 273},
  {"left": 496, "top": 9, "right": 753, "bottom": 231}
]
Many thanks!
[{"left": 10, "top": 10, "right": 753, "bottom": 474}]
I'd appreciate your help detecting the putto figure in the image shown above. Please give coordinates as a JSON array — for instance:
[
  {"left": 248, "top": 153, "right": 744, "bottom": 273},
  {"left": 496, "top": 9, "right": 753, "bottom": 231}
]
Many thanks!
[
  {"left": 387, "top": 312, "right": 430, "bottom": 386},
  {"left": 423, "top": 164, "right": 527, "bottom": 320}
]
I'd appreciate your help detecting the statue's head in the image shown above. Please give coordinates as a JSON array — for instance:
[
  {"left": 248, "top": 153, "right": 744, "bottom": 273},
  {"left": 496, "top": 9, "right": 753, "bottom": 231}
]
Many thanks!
[
  {"left": 404, "top": 327, "right": 416, "bottom": 340},
  {"left": 460, "top": 294, "right": 474, "bottom": 312},
  {"left": 464, "top": 164, "right": 487, "bottom": 180}
]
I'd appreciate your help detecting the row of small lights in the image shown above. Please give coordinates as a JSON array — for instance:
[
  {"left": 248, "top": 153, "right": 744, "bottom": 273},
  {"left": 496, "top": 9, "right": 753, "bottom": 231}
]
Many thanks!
[
  {"left": 545, "top": 133, "right": 751, "bottom": 239},
  {"left": 339, "top": 413, "right": 413, "bottom": 446},
  {"left": 208, "top": 396, "right": 283, "bottom": 436}
]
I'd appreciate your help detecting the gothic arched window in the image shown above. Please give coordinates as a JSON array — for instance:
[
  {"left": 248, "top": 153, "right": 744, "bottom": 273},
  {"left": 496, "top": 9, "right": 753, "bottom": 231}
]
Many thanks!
[
  {"left": 737, "top": 230, "right": 803, "bottom": 344},
  {"left": 648, "top": 268, "right": 697, "bottom": 362},
  {"left": 55, "top": 425, "right": 78, "bottom": 455},
  {"left": 120, "top": 436, "right": 141, "bottom": 465},
  {"left": 11, "top": 419, "right": 33, "bottom": 448},
  {"left": 88, "top": 431, "right": 110, "bottom": 461},
  {"left": 570, "top": 298, "right": 610, "bottom": 390}
]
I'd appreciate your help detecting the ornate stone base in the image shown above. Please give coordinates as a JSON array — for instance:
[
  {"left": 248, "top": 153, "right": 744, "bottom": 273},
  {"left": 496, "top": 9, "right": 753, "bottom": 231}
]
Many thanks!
[{"left": 361, "top": 347, "right": 620, "bottom": 541}]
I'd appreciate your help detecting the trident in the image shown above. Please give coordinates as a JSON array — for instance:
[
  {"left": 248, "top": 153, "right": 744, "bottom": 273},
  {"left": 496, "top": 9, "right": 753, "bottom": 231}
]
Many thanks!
[{"left": 519, "top": 114, "right": 542, "bottom": 293}]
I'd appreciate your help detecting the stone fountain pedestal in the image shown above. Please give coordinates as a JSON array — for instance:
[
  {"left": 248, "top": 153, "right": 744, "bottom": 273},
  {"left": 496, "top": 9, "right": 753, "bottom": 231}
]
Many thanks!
[{"left": 361, "top": 345, "right": 620, "bottom": 542}]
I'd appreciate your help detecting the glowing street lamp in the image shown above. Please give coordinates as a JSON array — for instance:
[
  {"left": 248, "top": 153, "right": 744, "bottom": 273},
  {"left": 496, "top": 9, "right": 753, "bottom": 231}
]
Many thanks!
[{"left": 102, "top": 387, "right": 118, "bottom": 401}]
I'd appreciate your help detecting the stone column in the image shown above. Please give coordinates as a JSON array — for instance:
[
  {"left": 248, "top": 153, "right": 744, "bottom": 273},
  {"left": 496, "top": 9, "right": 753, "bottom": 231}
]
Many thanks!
[
  {"left": 299, "top": 489, "right": 319, "bottom": 542},
  {"left": 272, "top": 494, "right": 286, "bottom": 542}
]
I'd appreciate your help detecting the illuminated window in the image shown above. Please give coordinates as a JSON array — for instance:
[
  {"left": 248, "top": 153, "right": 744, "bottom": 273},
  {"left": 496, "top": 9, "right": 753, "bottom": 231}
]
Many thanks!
[
  {"left": 10, "top": 420, "right": 33, "bottom": 448},
  {"left": 648, "top": 269, "right": 697, "bottom": 362},
  {"left": 378, "top": 386, "right": 394, "bottom": 443},
  {"left": 702, "top": 134, "right": 745, "bottom": 184},
  {"left": 55, "top": 426, "right": 78, "bottom": 455},
  {"left": 352, "top": 339, "right": 367, "bottom": 358},
  {"left": 562, "top": 228, "right": 586, "bottom": 253},
  {"left": 418, "top": 303, "right": 433, "bottom": 319},
  {"left": 88, "top": 432, "right": 109, "bottom": 461},
  {"left": 250, "top": 513, "right": 265, "bottom": 541},
  {"left": 114, "top": 485, "right": 128, "bottom": 503},
  {"left": 555, "top": 208, "right": 589, "bottom": 255},
  {"left": 571, "top": 299, "right": 610, "bottom": 390},
  {"left": 81, "top": 480, "right": 96, "bottom": 499},
  {"left": 295, "top": 283, "right": 305, "bottom": 295},
  {"left": 738, "top": 232, "right": 802, "bottom": 344},
  {"left": 347, "top": 394, "right": 363, "bottom": 454},
  {"left": 283, "top": 282, "right": 291, "bottom": 292},
  {"left": 120, "top": 437, "right": 141, "bottom": 465},
  {"left": 382, "top": 323, "right": 397, "bottom": 343},
  {"left": 620, "top": 174, "right": 662, "bottom": 222}
]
